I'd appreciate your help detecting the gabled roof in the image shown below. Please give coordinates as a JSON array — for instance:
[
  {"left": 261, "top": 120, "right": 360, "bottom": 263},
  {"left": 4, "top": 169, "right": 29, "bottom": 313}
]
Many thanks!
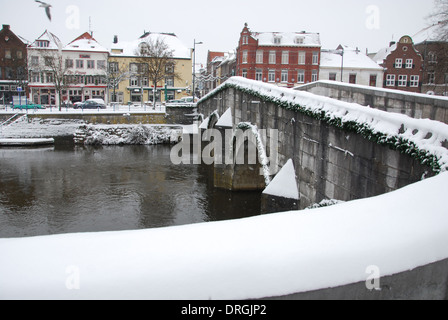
[
  {"left": 321, "top": 46, "right": 383, "bottom": 70},
  {"left": 28, "top": 30, "right": 62, "bottom": 50},
  {"left": 65, "top": 32, "right": 108, "bottom": 53}
]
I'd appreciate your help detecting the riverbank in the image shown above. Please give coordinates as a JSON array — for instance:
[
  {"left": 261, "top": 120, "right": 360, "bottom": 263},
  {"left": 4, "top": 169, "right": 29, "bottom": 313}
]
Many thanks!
[{"left": 0, "top": 114, "right": 185, "bottom": 146}]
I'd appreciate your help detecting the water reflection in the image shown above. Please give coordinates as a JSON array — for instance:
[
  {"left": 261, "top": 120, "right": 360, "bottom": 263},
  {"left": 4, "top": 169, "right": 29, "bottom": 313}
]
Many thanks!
[{"left": 0, "top": 142, "right": 261, "bottom": 238}]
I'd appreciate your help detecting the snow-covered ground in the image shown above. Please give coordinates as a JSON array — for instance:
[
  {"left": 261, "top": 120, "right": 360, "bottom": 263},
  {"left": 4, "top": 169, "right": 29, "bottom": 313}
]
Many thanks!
[{"left": 0, "top": 172, "right": 447, "bottom": 300}]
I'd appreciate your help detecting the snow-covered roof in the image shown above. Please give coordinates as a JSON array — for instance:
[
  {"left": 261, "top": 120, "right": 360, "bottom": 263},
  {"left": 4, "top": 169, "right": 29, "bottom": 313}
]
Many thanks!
[
  {"left": 28, "top": 30, "right": 62, "bottom": 50},
  {"left": 321, "top": 46, "right": 383, "bottom": 70},
  {"left": 110, "top": 32, "right": 191, "bottom": 59},
  {"left": 371, "top": 43, "right": 397, "bottom": 65},
  {"left": 251, "top": 31, "right": 321, "bottom": 47},
  {"left": 65, "top": 32, "right": 108, "bottom": 53}
]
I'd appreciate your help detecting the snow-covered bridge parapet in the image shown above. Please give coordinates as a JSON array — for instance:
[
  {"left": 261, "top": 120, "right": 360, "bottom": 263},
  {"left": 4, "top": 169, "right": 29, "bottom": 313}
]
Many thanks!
[
  {"left": 296, "top": 80, "right": 448, "bottom": 124},
  {"left": 197, "top": 77, "right": 448, "bottom": 208}
]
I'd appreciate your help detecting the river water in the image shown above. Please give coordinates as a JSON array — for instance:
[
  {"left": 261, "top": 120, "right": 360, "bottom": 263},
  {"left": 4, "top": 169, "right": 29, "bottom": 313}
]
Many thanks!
[{"left": 0, "top": 140, "right": 261, "bottom": 238}]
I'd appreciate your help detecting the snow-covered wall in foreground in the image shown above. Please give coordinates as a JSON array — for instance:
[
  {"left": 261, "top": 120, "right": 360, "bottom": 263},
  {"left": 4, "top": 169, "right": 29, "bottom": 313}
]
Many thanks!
[{"left": 1, "top": 172, "right": 448, "bottom": 300}]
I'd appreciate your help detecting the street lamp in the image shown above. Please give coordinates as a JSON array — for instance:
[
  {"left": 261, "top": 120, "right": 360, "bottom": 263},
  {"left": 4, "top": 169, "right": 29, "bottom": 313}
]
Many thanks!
[
  {"left": 192, "top": 39, "right": 203, "bottom": 101},
  {"left": 336, "top": 47, "right": 345, "bottom": 82}
]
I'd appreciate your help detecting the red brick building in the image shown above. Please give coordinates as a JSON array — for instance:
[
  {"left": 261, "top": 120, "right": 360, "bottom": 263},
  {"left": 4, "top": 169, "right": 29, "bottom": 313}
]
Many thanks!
[
  {"left": 0, "top": 24, "right": 28, "bottom": 104},
  {"left": 236, "top": 23, "right": 321, "bottom": 88},
  {"left": 373, "top": 35, "right": 423, "bottom": 93}
]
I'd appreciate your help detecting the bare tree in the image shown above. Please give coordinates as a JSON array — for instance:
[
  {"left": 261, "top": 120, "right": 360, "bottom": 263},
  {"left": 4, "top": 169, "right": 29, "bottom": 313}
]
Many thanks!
[
  {"left": 134, "top": 37, "right": 181, "bottom": 105},
  {"left": 30, "top": 48, "right": 74, "bottom": 111},
  {"left": 429, "top": 0, "right": 448, "bottom": 41},
  {"left": 106, "top": 60, "right": 129, "bottom": 103}
]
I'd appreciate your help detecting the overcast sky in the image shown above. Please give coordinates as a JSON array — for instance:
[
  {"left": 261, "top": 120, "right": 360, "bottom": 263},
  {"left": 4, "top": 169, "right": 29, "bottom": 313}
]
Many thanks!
[{"left": 0, "top": 0, "right": 436, "bottom": 67}]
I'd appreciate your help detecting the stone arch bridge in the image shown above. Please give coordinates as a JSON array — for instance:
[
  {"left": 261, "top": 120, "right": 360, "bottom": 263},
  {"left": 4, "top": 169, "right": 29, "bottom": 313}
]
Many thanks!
[{"left": 196, "top": 77, "right": 448, "bottom": 210}]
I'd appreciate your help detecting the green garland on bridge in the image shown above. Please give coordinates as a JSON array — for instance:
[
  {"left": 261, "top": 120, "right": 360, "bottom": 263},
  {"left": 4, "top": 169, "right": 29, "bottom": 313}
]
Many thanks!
[{"left": 199, "top": 81, "right": 443, "bottom": 173}]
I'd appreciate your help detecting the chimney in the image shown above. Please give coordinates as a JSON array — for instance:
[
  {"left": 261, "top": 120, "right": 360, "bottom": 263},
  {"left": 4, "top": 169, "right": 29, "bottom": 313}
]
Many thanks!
[
  {"left": 113, "top": 35, "right": 118, "bottom": 44},
  {"left": 2, "top": 24, "right": 10, "bottom": 30}
]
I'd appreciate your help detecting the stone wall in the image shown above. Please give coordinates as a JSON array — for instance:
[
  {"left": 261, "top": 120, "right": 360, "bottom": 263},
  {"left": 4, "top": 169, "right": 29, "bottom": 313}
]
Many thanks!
[{"left": 296, "top": 80, "right": 448, "bottom": 124}]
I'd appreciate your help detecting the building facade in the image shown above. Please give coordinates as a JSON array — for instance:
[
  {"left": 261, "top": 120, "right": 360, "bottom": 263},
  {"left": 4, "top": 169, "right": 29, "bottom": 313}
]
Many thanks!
[
  {"left": 373, "top": 36, "right": 423, "bottom": 93},
  {"left": 109, "top": 32, "right": 192, "bottom": 104},
  {"left": 0, "top": 24, "right": 28, "bottom": 105},
  {"left": 27, "top": 31, "right": 109, "bottom": 106},
  {"left": 413, "top": 23, "right": 448, "bottom": 96},
  {"left": 320, "top": 45, "right": 384, "bottom": 87},
  {"left": 236, "top": 23, "right": 321, "bottom": 88}
]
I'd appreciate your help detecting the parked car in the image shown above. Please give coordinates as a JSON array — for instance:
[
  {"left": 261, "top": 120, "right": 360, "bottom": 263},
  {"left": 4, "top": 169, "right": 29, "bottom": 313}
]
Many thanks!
[
  {"left": 74, "top": 99, "right": 106, "bottom": 109},
  {"left": 12, "top": 104, "right": 45, "bottom": 110}
]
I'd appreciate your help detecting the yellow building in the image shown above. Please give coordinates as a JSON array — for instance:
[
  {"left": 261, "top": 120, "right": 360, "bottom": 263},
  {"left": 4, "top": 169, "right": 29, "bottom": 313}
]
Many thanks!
[{"left": 109, "top": 32, "right": 192, "bottom": 104}]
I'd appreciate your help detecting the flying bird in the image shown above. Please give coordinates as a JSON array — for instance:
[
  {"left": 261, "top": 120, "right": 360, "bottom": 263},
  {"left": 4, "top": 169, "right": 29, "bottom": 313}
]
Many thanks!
[{"left": 35, "top": 0, "right": 52, "bottom": 21}]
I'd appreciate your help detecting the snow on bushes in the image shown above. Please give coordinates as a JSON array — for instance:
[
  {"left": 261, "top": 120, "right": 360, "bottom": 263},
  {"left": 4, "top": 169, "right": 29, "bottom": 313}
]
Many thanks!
[{"left": 77, "top": 124, "right": 181, "bottom": 146}]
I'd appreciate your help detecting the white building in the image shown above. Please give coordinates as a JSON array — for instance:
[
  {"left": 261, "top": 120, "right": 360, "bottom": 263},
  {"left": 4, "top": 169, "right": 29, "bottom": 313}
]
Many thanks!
[
  {"left": 27, "top": 31, "right": 109, "bottom": 106},
  {"left": 320, "top": 45, "right": 384, "bottom": 87}
]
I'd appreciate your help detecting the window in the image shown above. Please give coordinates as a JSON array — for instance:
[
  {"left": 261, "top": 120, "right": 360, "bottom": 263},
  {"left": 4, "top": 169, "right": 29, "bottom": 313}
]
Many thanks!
[
  {"left": 45, "top": 57, "right": 53, "bottom": 67},
  {"left": 410, "top": 75, "right": 419, "bottom": 87},
  {"left": 165, "top": 64, "right": 174, "bottom": 73},
  {"left": 130, "top": 63, "right": 139, "bottom": 73},
  {"left": 17, "top": 51, "right": 23, "bottom": 59},
  {"left": 66, "top": 59, "right": 74, "bottom": 69},
  {"left": 256, "top": 50, "right": 263, "bottom": 64},
  {"left": 31, "top": 72, "right": 40, "bottom": 83},
  {"left": 130, "top": 77, "right": 139, "bottom": 86},
  {"left": 31, "top": 56, "right": 39, "bottom": 66},
  {"left": 273, "top": 36, "right": 281, "bottom": 44},
  {"left": 298, "top": 51, "right": 306, "bottom": 65},
  {"left": 386, "top": 74, "right": 396, "bottom": 86},
  {"left": 109, "top": 62, "right": 118, "bottom": 73},
  {"left": 268, "top": 70, "right": 276, "bottom": 82},
  {"left": 87, "top": 60, "right": 95, "bottom": 69},
  {"left": 242, "top": 36, "right": 248, "bottom": 45},
  {"left": 312, "top": 52, "right": 319, "bottom": 65},
  {"left": 269, "top": 51, "right": 276, "bottom": 64},
  {"left": 428, "top": 72, "right": 435, "bottom": 84},
  {"left": 398, "top": 75, "right": 407, "bottom": 87},
  {"left": 5, "top": 49, "right": 11, "bottom": 59},
  {"left": 312, "top": 70, "right": 318, "bottom": 82},
  {"left": 329, "top": 73, "right": 337, "bottom": 81},
  {"left": 295, "top": 37, "right": 304, "bottom": 44},
  {"left": 281, "top": 70, "right": 288, "bottom": 82},
  {"left": 164, "top": 76, "right": 174, "bottom": 87},
  {"left": 369, "top": 74, "right": 377, "bottom": 87},
  {"left": 242, "top": 50, "right": 248, "bottom": 64},
  {"left": 255, "top": 69, "right": 263, "bottom": 81},
  {"left": 76, "top": 60, "right": 84, "bottom": 69},
  {"left": 282, "top": 51, "right": 289, "bottom": 64},
  {"left": 297, "top": 70, "right": 305, "bottom": 83},
  {"left": 405, "top": 59, "right": 413, "bottom": 69},
  {"left": 242, "top": 69, "right": 247, "bottom": 78},
  {"left": 37, "top": 41, "right": 49, "bottom": 48},
  {"left": 395, "top": 58, "right": 402, "bottom": 68},
  {"left": 428, "top": 52, "right": 437, "bottom": 63},
  {"left": 97, "top": 60, "right": 106, "bottom": 70},
  {"left": 349, "top": 73, "right": 357, "bottom": 84}
]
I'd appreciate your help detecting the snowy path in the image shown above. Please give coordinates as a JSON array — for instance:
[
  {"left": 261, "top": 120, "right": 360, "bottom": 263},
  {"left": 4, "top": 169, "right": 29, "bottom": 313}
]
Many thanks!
[{"left": 0, "top": 172, "right": 447, "bottom": 300}]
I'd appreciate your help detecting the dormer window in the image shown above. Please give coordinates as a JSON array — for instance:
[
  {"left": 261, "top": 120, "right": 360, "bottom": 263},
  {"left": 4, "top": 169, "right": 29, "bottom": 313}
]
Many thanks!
[
  {"left": 273, "top": 36, "right": 282, "bottom": 44},
  {"left": 37, "top": 40, "right": 49, "bottom": 48},
  {"left": 295, "top": 37, "right": 304, "bottom": 44}
]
